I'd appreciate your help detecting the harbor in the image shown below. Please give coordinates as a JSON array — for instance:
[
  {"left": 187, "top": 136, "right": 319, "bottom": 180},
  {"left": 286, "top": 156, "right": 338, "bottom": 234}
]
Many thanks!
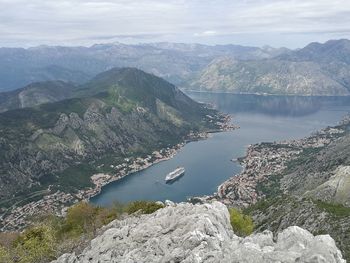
[
  {"left": 91, "top": 94, "right": 350, "bottom": 206},
  {"left": 2, "top": 94, "right": 350, "bottom": 231}
]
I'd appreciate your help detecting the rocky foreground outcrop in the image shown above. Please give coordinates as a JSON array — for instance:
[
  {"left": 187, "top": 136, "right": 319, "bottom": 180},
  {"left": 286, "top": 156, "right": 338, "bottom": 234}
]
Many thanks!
[{"left": 52, "top": 202, "right": 345, "bottom": 263}]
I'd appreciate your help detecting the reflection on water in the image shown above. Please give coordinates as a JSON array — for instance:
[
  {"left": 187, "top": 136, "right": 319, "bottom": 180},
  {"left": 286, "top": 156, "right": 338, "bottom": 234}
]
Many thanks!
[
  {"left": 192, "top": 93, "right": 350, "bottom": 117},
  {"left": 91, "top": 94, "right": 350, "bottom": 206}
]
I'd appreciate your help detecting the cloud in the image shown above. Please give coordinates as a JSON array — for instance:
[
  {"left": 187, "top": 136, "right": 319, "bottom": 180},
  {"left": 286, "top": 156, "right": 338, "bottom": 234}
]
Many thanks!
[
  {"left": 77, "top": 33, "right": 165, "bottom": 42},
  {"left": 0, "top": 0, "right": 349, "bottom": 48},
  {"left": 194, "top": 31, "right": 218, "bottom": 37}
]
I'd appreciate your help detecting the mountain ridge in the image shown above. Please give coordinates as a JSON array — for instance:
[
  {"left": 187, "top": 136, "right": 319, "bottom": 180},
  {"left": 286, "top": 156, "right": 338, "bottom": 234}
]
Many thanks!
[
  {"left": 0, "top": 42, "right": 287, "bottom": 92},
  {"left": 0, "top": 80, "right": 77, "bottom": 113},
  {"left": 189, "top": 39, "right": 350, "bottom": 95},
  {"left": 0, "top": 67, "right": 221, "bottom": 206}
]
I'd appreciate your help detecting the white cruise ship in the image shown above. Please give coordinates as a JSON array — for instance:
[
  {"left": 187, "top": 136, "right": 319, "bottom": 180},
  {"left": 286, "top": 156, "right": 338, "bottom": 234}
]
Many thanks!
[{"left": 165, "top": 167, "right": 185, "bottom": 183}]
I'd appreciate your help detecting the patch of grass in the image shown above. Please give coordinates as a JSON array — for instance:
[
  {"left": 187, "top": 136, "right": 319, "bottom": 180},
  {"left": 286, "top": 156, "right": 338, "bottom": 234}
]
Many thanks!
[
  {"left": 229, "top": 208, "right": 254, "bottom": 237},
  {"left": 0, "top": 202, "right": 120, "bottom": 263},
  {"left": 244, "top": 198, "right": 279, "bottom": 215},
  {"left": 13, "top": 224, "right": 57, "bottom": 263},
  {"left": 60, "top": 202, "right": 118, "bottom": 237},
  {"left": 314, "top": 200, "right": 350, "bottom": 217},
  {"left": 125, "top": 201, "right": 164, "bottom": 215},
  {"left": 0, "top": 199, "right": 166, "bottom": 263}
]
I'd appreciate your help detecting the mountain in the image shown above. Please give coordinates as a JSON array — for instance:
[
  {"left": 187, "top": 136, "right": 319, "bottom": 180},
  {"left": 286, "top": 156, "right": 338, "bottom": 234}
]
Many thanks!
[
  {"left": 3, "top": 40, "right": 350, "bottom": 96},
  {"left": 52, "top": 202, "right": 345, "bottom": 263},
  {"left": 0, "top": 43, "right": 287, "bottom": 92},
  {"left": 0, "top": 68, "right": 220, "bottom": 204},
  {"left": 0, "top": 81, "right": 76, "bottom": 113},
  {"left": 0, "top": 55, "right": 91, "bottom": 92},
  {"left": 189, "top": 39, "right": 350, "bottom": 96},
  {"left": 279, "top": 39, "right": 350, "bottom": 64}
]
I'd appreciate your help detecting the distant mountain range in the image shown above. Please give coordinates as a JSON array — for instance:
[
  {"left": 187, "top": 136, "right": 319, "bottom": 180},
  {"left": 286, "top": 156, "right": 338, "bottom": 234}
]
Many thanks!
[
  {"left": 0, "top": 81, "right": 76, "bottom": 113},
  {"left": 189, "top": 39, "right": 350, "bottom": 96},
  {"left": 0, "top": 39, "right": 349, "bottom": 96},
  {"left": 0, "top": 42, "right": 287, "bottom": 92},
  {"left": 0, "top": 68, "right": 219, "bottom": 203}
]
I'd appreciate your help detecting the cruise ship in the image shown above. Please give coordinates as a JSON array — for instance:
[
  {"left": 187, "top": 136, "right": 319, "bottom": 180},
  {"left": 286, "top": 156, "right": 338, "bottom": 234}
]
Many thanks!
[{"left": 165, "top": 167, "right": 185, "bottom": 183}]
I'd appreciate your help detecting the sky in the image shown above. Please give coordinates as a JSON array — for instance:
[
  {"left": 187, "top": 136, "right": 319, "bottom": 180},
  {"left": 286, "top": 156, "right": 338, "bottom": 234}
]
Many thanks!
[{"left": 1, "top": 0, "right": 350, "bottom": 48}]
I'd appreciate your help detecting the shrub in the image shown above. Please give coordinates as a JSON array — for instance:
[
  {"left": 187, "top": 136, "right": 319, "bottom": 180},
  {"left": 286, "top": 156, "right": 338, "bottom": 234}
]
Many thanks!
[
  {"left": 13, "top": 224, "right": 57, "bottom": 263},
  {"left": 229, "top": 208, "right": 254, "bottom": 237},
  {"left": 0, "top": 200, "right": 162, "bottom": 262},
  {"left": 125, "top": 201, "right": 164, "bottom": 215},
  {"left": 0, "top": 246, "right": 11, "bottom": 263},
  {"left": 63, "top": 202, "right": 118, "bottom": 236},
  {"left": 0, "top": 232, "right": 19, "bottom": 249},
  {"left": 314, "top": 200, "right": 350, "bottom": 217},
  {"left": 64, "top": 202, "right": 99, "bottom": 235}
]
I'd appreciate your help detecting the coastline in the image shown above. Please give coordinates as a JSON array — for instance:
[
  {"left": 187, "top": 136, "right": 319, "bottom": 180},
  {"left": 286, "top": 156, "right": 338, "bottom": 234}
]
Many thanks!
[
  {"left": 190, "top": 115, "right": 350, "bottom": 208},
  {"left": 2, "top": 110, "right": 349, "bottom": 231},
  {"left": 183, "top": 89, "right": 350, "bottom": 97},
  {"left": 81, "top": 113, "right": 237, "bottom": 203},
  {"left": 1, "top": 113, "right": 237, "bottom": 231}
]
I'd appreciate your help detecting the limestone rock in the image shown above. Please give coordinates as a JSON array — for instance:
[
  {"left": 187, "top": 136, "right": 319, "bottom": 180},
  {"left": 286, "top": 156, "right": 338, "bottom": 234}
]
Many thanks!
[
  {"left": 304, "top": 166, "right": 350, "bottom": 206},
  {"left": 52, "top": 202, "right": 345, "bottom": 263}
]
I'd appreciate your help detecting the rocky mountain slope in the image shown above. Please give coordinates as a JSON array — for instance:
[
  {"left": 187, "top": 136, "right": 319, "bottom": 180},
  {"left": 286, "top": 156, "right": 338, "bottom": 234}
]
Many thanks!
[
  {"left": 201, "top": 117, "right": 350, "bottom": 259},
  {"left": 267, "top": 120, "right": 350, "bottom": 206},
  {"left": 52, "top": 202, "right": 345, "bottom": 263},
  {"left": 248, "top": 196, "right": 350, "bottom": 261},
  {"left": 279, "top": 39, "right": 350, "bottom": 64},
  {"left": 190, "top": 39, "right": 350, "bottom": 95},
  {"left": 0, "top": 43, "right": 286, "bottom": 92},
  {"left": 0, "top": 81, "right": 76, "bottom": 113},
  {"left": 0, "top": 68, "right": 220, "bottom": 205},
  {"left": 247, "top": 120, "right": 350, "bottom": 259}
]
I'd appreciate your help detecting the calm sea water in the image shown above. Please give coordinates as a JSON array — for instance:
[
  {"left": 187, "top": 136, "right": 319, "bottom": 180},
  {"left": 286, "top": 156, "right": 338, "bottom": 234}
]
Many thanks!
[{"left": 91, "top": 94, "right": 350, "bottom": 206}]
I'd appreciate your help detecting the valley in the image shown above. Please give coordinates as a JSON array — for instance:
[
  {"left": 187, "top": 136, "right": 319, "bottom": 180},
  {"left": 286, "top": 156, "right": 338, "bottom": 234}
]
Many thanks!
[
  {"left": 0, "top": 67, "right": 229, "bottom": 231},
  {"left": 1, "top": 70, "right": 350, "bottom": 260},
  {"left": 90, "top": 92, "right": 350, "bottom": 260},
  {"left": 2, "top": 1, "right": 350, "bottom": 261}
]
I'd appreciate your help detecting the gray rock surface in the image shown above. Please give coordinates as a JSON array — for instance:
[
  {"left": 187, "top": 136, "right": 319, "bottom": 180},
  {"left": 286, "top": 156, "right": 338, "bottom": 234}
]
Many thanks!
[
  {"left": 304, "top": 166, "right": 350, "bottom": 206},
  {"left": 52, "top": 202, "right": 345, "bottom": 263}
]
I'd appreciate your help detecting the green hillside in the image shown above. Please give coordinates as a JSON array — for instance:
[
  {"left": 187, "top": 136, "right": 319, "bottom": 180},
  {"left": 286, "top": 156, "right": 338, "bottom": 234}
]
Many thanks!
[{"left": 0, "top": 68, "right": 220, "bottom": 205}]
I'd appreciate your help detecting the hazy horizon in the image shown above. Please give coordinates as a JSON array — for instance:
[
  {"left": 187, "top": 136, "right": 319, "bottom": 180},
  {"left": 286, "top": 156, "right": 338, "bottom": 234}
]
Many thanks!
[
  {"left": 1, "top": 0, "right": 350, "bottom": 49},
  {"left": 0, "top": 38, "right": 348, "bottom": 50}
]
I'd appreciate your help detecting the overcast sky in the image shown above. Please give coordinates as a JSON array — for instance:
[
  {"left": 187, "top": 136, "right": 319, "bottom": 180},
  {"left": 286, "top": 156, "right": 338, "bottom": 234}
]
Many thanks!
[{"left": 1, "top": 0, "right": 350, "bottom": 48}]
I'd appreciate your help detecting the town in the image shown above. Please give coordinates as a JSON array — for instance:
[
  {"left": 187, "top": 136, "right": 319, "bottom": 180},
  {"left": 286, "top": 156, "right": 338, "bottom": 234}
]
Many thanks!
[
  {"left": 0, "top": 113, "right": 236, "bottom": 232},
  {"left": 192, "top": 116, "right": 350, "bottom": 208},
  {"left": 0, "top": 144, "right": 183, "bottom": 231}
]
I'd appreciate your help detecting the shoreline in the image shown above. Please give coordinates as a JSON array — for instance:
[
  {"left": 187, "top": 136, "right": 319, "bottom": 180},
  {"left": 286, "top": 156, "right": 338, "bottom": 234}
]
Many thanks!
[
  {"left": 1, "top": 113, "right": 237, "bottom": 231},
  {"left": 184, "top": 89, "right": 350, "bottom": 97},
  {"left": 190, "top": 115, "right": 350, "bottom": 208},
  {"left": 81, "top": 113, "right": 237, "bottom": 203}
]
